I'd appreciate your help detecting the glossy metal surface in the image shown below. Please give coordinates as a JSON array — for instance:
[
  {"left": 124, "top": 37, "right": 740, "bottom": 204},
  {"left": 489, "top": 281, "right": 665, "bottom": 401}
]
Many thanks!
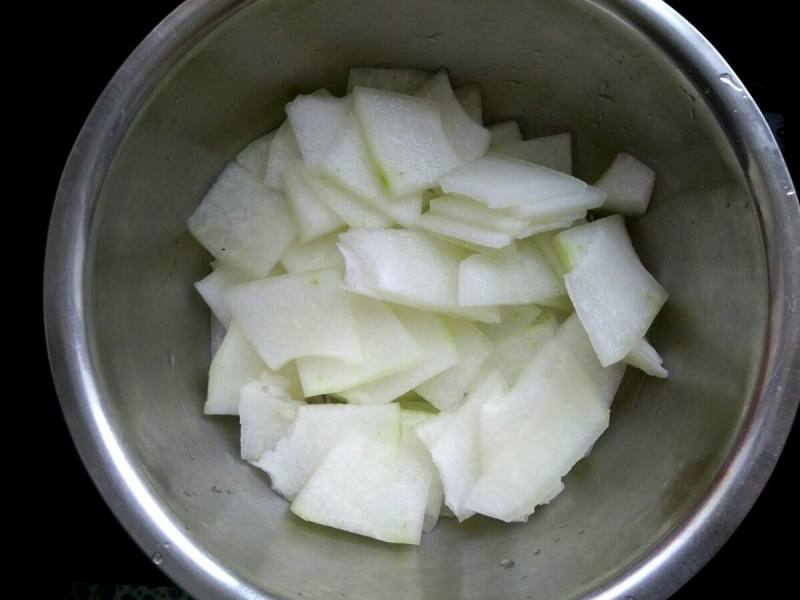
[{"left": 44, "top": 1, "right": 799, "bottom": 599}]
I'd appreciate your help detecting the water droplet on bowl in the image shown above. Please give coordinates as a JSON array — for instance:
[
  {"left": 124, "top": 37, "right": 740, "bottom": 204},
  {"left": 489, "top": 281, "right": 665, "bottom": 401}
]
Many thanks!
[
  {"left": 151, "top": 552, "right": 164, "bottom": 565},
  {"left": 211, "top": 485, "right": 222, "bottom": 493},
  {"left": 500, "top": 558, "right": 515, "bottom": 569}
]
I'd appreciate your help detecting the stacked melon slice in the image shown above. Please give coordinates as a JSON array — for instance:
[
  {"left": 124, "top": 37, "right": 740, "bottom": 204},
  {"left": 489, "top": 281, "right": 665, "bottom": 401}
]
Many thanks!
[{"left": 187, "top": 68, "right": 667, "bottom": 545}]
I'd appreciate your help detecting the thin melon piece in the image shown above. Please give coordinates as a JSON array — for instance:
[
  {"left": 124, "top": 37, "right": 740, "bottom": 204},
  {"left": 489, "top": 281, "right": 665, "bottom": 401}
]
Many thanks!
[
  {"left": 417, "top": 370, "right": 508, "bottom": 521},
  {"left": 552, "top": 314, "right": 626, "bottom": 406},
  {"left": 285, "top": 91, "right": 350, "bottom": 168},
  {"left": 429, "top": 194, "right": 531, "bottom": 236},
  {"left": 458, "top": 243, "right": 564, "bottom": 306},
  {"left": 225, "top": 269, "right": 362, "bottom": 370},
  {"left": 625, "top": 338, "right": 668, "bottom": 378},
  {"left": 205, "top": 321, "right": 267, "bottom": 415},
  {"left": 488, "top": 121, "right": 522, "bottom": 148},
  {"left": 417, "top": 213, "right": 514, "bottom": 249},
  {"left": 417, "top": 70, "right": 490, "bottom": 162},
  {"left": 306, "top": 174, "right": 393, "bottom": 229},
  {"left": 479, "top": 305, "right": 544, "bottom": 340},
  {"left": 280, "top": 234, "right": 344, "bottom": 274},
  {"left": 239, "top": 372, "right": 303, "bottom": 460},
  {"left": 297, "top": 296, "right": 423, "bottom": 395},
  {"left": 338, "top": 228, "right": 500, "bottom": 323},
  {"left": 282, "top": 161, "right": 345, "bottom": 242},
  {"left": 187, "top": 162, "right": 295, "bottom": 277},
  {"left": 562, "top": 215, "right": 668, "bottom": 365},
  {"left": 400, "top": 411, "right": 442, "bottom": 532},
  {"left": 353, "top": 87, "right": 462, "bottom": 196},
  {"left": 256, "top": 403, "right": 400, "bottom": 500},
  {"left": 482, "top": 315, "right": 558, "bottom": 384},
  {"left": 347, "top": 68, "right": 432, "bottom": 94},
  {"left": 453, "top": 83, "right": 483, "bottom": 124},
  {"left": 508, "top": 187, "right": 605, "bottom": 222},
  {"left": 439, "top": 153, "right": 599, "bottom": 214},
  {"left": 465, "top": 339, "right": 609, "bottom": 522},
  {"left": 595, "top": 153, "right": 656, "bottom": 216},
  {"left": 416, "top": 319, "right": 494, "bottom": 411},
  {"left": 235, "top": 131, "right": 275, "bottom": 181},
  {"left": 496, "top": 133, "right": 572, "bottom": 174},
  {"left": 195, "top": 263, "right": 253, "bottom": 327},
  {"left": 341, "top": 307, "right": 458, "bottom": 405},
  {"left": 290, "top": 430, "right": 431, "bottom": 545},
  {"left": 265, "top": 120, "right": 301, "bottom": 189},
  {"left": 320, "top": 111, "right": 385, "bottom": 200}
]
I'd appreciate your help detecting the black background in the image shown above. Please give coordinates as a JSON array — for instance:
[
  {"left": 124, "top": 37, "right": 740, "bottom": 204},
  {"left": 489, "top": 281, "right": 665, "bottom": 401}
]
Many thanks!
[{"left": 21, "top": 1, "right": 796, "bottom": 598}]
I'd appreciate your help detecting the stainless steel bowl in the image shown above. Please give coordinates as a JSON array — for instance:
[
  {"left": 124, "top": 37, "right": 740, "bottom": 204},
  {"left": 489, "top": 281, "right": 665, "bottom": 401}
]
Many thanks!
[{"left": 44, "top": 1, "right": 799, "bottom": 598}]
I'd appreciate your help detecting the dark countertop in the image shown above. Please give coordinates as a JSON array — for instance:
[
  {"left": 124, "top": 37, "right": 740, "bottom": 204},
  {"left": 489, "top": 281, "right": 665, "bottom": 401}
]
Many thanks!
[{"left": 23, "top": 2, "right": 795, "bottom": 598}]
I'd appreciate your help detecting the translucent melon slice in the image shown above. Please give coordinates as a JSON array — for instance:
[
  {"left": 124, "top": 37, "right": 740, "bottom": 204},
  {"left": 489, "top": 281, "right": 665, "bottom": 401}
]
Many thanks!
[
  {"left": 353, "top": 87, "right": 462, "bottom": 196},
  {"left": 416, "top": 319, "right": 494, "bottom": 412},
  {"left": 187, "top": 162, "right": 295, "bottom": 277},
  {"left": 256, "top": 403, "right": 400, "bottom": 500},
  {"left": 417, "top": 71, "right": 490, "bottom": 162},
  {"left": 225, "top": 269, "right": 362, "bottom": 370},
  {"left": 297, "top": 296, "right": 423, "bottom": 395},
  {"left": 290, "top": 431, "right": 430, "bottom": 545}
]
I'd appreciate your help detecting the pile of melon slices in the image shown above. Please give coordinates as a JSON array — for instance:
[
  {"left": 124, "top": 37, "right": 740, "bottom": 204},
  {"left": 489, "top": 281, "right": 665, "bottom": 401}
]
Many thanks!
[{"left": 187, "top": 68, "right": 668, "bottom": 545}]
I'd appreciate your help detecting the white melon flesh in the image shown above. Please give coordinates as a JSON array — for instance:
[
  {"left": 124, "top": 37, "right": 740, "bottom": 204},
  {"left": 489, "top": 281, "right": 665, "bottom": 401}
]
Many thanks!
[
  {"left": 282, "top": 161, "right": 346, "bottom": 242},
  {"left": 280, "top": 234, "right": 344, "bottom": 274},
  {"left": 187, "top": 162, "right": 296, "bottom": 277},
  {"left": 453, "top": 83, "right": 483, "bottom": 124},
  {"left": 479, "top": 305, "right": 544, "bottom": 340},
  {"left": 340, "top": 307, "right": 458, "bottom": 405},
  {"left": 297, "top": 296, "right": 423, "bottom": 395},
  {"left": 562, "top": 215, "right": 668, "bottom": 366},
  {"left": 235, "top": 131, "right": 275, "bottom": 181},
  {"left": 417, "top": 213, "right": 514, "bottom": 249},
  {"left": 265, "top": 120, "right": 302, "bottom": 189},
  {"left": 195, "top": 263, "right": 253, "bottom": 327},
  {"left": 483, "top": 315, "right": 558, "bottom": 384},
  {"left": 553, "top": 217, "right": 602, "bottom": 272},
  {"left": 553, "top": 314, "right": 626, "bottom": 406},
  {"left": 417, "top": 370, "right": 508, "bottom": 521},
  {"left": 429, "top": 195, "right": 530, "bottom": 236},
  {"left": 257, "top": 403, "right": 400, "bottom": 500},
  {"left": 320, "top": 111, "right": 385, "bottom": 200},
  {"left": 458, "top": 243, "right": 564, "bottom": 306},
  {"left": 595, "top": 153, "right": 656, "bottom": 216},
  {"left": 347, "top": 68, "right": 432, "bottom": 94},
  {"left": 508, "top": 187, "right": 605, "bottom": 223},
  {"left": 496, "top": 133, "right": 572, "bottom": 174},
  {"left": 205, "top": 321, "right": 267, "bottom": 415},
  {"left": 625, "top": 338, "right": 668, "bottom": 378},
  {"left": 239, "top": 372, "right": 303, "bottom": 461},
  {"left": 417, "top": 71, "right": 490, "bottom": 162},
  {"left": 465, "top": 340, "right": 609, "bottom": 522},
  {"left": 400, "top": 411, "right": 442, "bottom": 532},
  {"left": 488, "top": 121, "right": 522, "bottom": 148},
  {"left": 306, "top": 174, "right": 393, "bottom": 229},
  {"left": 291, "top": 431, "right": 431, "bottom": 545},
  {"left": 285, "top": 92, "right": 350, "bottom": 168},
  {"left": 375, "top": 192, "right": 423, "bottom": 227},
  {"left": 416, "top": 319, "right": 494, "bottom": 411},
  {"left": 338, "top": 228, "right": 500, "bottom": 323},
  {"left": 225, "top": 269, "right": 362, "bottom": 370},
  {"left": 353, "top": 87, "right": 462, "bottom": 195},
  {"left": 424, "top": 470, "right": 444, "bottom": 532},
  {"left": 439, "top": 154, "right": 601, "bottom": 219}
]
